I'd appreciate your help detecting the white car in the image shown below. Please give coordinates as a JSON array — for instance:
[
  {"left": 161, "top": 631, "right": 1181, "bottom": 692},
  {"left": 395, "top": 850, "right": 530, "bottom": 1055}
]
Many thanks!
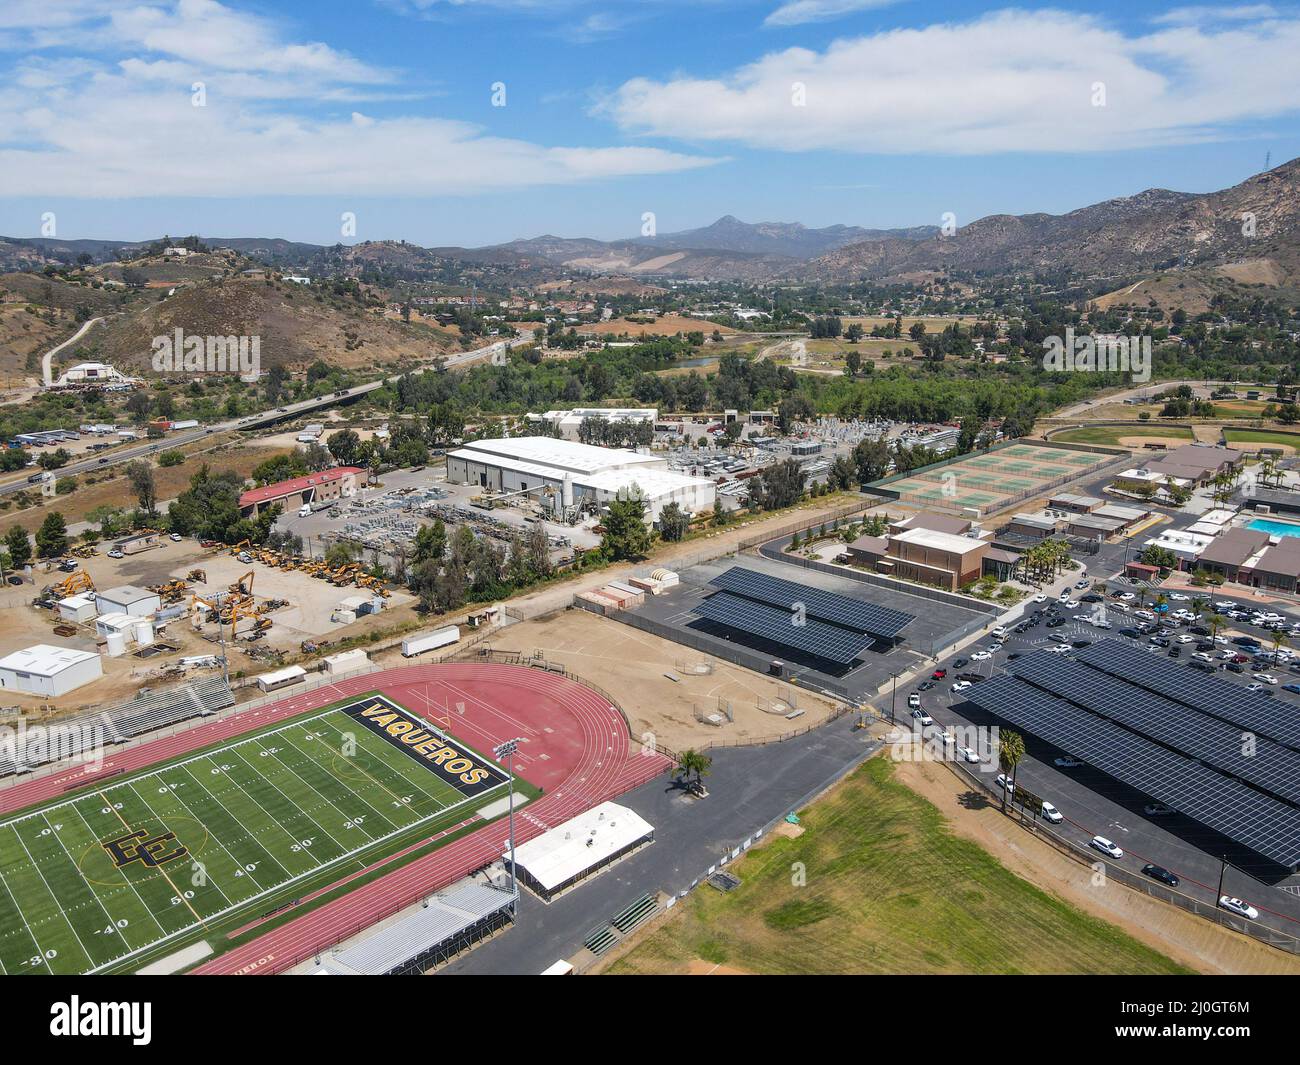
[
  {"left": 1119, "top": 592, "right": 1136, "bottom": 601},
  {"left": 1041, "top": 801, "right": 1063, "bottom": 824},
  {"left": 1169, "top": 593, "right": 1189, "bottom": 601},
  {"left": 970, "top": 651, "right": 992, "bottom": 661},
  {"left": 1033, "top": 594, "right": 1047, "bottom": 604},
  {"left": 992, "top": 626, "right": 1009, "bottom": 639},
  {"left": 1090, "top": 835, "right": 1123, "bottom": 859},
  {"left": 1054, "top": 756, "right": 1083, "bottom": 768},
  {"left": 169, "top": 532, "right": 183, "bottom": 542},
  {"left": 1175, "top": 634, "right": 1193, "bottom": 644},
  {"left": 956, "top": 746, "right": 980, "bottom": 764},
  {"left": 907, "top": 692, "right": 921, "bottom": 709},
  {"left": 1218, "top": 896, "right": 1259, "bottom": 920},
  {"left": 950, "top": 680, "right": 972, "bottom": 694},
  {"left": 1134, "top": 610, "right": 1155, "bottom": 621},
  {"left": 1064, "top": 599, "right": 1080, "bottom": 609},
  {"left": 1075, "top": 579, "right": 1089, "bottom": 589},
  {"left": 1044, "top": 644, "right": 1071, "bottom": 654},
  {"left": 107, "top": 549, "right": 123, "bottom": 559},
  {"left": 995, "top": 773, "right": 1015, "bottom": 794},
  {"left": 910, "top": 708, "right": 934, "bottom": 727},
  {"left": 1253, "top": 673, "right": 1278, "bottom": 685}
]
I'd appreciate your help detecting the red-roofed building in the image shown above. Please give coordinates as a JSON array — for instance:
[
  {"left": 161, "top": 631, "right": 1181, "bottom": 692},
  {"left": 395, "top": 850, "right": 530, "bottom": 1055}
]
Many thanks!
[{"left": 238, "top": 467, "right": 365, "bottom": 517}]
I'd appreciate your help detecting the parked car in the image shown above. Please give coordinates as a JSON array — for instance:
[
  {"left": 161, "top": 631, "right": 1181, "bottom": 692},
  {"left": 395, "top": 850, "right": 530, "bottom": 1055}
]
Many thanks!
[
  {"left": 169, "top": 532, "right": 183, "bottom": 542},
  {"left": 907, "top": 692, "right": 922, "bottom": 709},
  {"left": 931, "top": 668, "right": 948, "bottom": 679},
  {"left": 1142, "top": 864, "right": 1180, "bottom": 887},
  {"left": 1090, "top": 835, "right": 1123, "bottom": 859},
  {"left": 1218, "top": 896, "right": 1259, "bottom": 920},
  {"left": 950, "top": 680, "right": 972, "bottom": 694},
  {"left": 1143, "top": 803, "right": 1173, "bottom": 816},
  {"left": 107, "top": 549, "right": 123, "bottom": 559},
  {"left": 995, "top": 773, "right": 1015, "bottom": 794},
  {"left": 970, "top": 651, "right": 992, "bottom": 661},
  {"left": 1054, "top": 756, "right": 1083, "bottom": 768},
  {"left": 910, "top": 707, "right": 934, "bottom": 727},
  {"left": 1040, "top": 801, "right": 1063, "bottom": 824},
  {"left": 917, "top": 680, "right": 936, "bottom": 692},
  {"left": 956, "top": 745, "right": 980, "bottom": 764}
]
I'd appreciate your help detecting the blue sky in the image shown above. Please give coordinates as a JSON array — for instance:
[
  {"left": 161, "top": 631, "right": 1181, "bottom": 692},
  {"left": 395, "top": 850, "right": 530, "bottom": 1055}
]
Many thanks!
[{"left": 1, "top": 0, "right": 1298, "bottom": 246}]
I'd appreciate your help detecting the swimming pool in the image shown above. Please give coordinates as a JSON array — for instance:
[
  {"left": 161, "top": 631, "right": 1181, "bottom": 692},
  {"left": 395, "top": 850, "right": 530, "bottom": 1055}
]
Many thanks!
[{"left": 1246, "top": 517, "right": 1300, "bottom": 539}]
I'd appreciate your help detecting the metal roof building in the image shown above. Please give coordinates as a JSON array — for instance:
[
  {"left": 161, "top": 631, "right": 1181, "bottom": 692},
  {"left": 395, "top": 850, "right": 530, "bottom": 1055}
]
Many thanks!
[{"left": 0, "top": 644, "right": 102, "bottom": 697}]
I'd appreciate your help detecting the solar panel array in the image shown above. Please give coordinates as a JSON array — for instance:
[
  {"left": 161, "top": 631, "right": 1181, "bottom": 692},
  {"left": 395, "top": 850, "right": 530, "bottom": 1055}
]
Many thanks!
[
  {"left": 966, "top": 671, "right": 1300, "bottom": 868},
  {"left": 693, "top": 591, "right": 876, "bottom": 663},
  {"left": 1008, "top": 652, "right": 1300, "bottom": 805},
  {"left": 707, "top": 566, "right": 914, "bottom": 639},
  {"left": 1074, "top": 640, "right": 1300, "bottom": 752}
]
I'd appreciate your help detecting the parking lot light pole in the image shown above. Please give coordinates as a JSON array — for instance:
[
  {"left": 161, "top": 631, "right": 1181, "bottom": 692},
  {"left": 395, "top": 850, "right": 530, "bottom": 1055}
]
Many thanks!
[
  {"left": 889, "top": 672, "right": 898, "bottom": 725},
  {"left": 493, "top": 738, "right": 522, "bottom": 914},
  {"left": 1217, "top": 854, "right": 1227, "bottom": 901}
]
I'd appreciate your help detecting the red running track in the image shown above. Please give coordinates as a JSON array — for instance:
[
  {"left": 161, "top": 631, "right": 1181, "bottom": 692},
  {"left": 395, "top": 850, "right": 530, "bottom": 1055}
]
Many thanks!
[{"left": 0, "top": 662, "right": 668, "bottom": 975}]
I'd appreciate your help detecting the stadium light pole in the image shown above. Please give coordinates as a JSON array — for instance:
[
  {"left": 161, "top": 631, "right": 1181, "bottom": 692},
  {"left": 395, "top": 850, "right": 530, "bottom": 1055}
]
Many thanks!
[{"left": 494, "top": 738, "right": 522, "bottom": 915}]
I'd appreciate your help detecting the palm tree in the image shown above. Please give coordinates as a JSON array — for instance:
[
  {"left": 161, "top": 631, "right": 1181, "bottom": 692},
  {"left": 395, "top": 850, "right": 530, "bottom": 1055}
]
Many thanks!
[
  {"left": 1209, "top": 614, "right": 1225, "bottom": 644},
  {"left": 676, "top": 749, "right": 713, "bottom": 793},
  {"left": 997, "top": 730, "right": 1026, "bottom": 814}
]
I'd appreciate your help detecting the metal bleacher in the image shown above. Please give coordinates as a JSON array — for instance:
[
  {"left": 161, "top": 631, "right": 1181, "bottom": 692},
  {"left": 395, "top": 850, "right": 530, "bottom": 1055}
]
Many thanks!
[
  {"left": 611, "top": 892, "right": 657, "bottom": 934},
  {"left": 0, "top": 675, "right": 234, "bottom": 779}
]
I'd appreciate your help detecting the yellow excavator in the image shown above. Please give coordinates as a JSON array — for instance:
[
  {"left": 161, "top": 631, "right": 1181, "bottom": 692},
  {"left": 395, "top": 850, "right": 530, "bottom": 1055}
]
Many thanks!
[{"left": 52, "top": 570, "right": 95, "bottom": 599}]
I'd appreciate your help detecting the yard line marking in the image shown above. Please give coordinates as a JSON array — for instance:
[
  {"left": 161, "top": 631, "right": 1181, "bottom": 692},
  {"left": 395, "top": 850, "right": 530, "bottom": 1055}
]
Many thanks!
[
  {"left": 68, "top": 802, "right": 168, "bottom": 939},
  {"left": 101, "top": 790, "right": 206, "bottom": 930},
  {"left": 308, "top": 716, "right": 444, "bottom": 811},
  {"left": 179, "top": 759, "right": 318, "bottom": 876},
  {"left": 249, "top": 733, "right": 393, "bottom": 841},
  {"left": 9, "top": 818, "right": 95, "bottom": 970},
  {"left": 220, "top": 746, "right": 349, "bottom": 860},
  {"left": 132, "top": 775, "right": 252, "bottom": 902},
  {"left": 0, "top": 842, "right": 49, "bottom": 973},
  {"left": 42, "top": 809, "right": 132, "bottom": 952},
  {"left": 271, "top": 727, "right": 401, "bottom": 833}
]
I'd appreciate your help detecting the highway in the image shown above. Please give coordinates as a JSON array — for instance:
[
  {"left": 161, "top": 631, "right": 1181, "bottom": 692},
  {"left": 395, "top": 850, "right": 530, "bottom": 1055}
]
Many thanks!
[{"left": 1, "top": 336, "right": 521, "bottom": 498}]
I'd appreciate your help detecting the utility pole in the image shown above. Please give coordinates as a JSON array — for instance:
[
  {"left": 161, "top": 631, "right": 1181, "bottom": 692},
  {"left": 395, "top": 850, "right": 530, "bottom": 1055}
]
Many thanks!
[
  {"left": 889, "top": 672, "right": 898, "bottom": 725},
  {"left": 493, "top": 738, "right": 522, "bottom": 915},
  {"left": 1217, "top": 854, "right": 1227, "bottom": 901}
]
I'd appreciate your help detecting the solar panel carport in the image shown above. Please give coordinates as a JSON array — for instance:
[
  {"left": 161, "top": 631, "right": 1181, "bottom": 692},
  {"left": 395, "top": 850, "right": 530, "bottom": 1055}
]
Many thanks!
[
  {"left": 964, "top": 643, "right": 1300, "bottom": 869},
  {"left": 707, "top": 566, "right": 915, "bottom": 639}
]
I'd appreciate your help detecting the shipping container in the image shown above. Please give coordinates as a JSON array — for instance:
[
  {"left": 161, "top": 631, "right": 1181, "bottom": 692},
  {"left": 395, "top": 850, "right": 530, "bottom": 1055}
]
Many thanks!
[{"left": 401, "top": 625, "right": 460, "bottom": 658}]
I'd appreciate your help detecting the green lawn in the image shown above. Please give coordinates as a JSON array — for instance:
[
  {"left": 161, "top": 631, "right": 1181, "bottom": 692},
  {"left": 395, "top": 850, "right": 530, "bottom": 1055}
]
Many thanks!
[
  {"left": 0, "top": 693, "right": 519, "bottom": 975},
  {"left": 608, "top": 758, "right": 1190, "bottom": 975},
  {"left": 1052, "top": 425, "right": 1194, "bottom": 446},
  {"left": 1221, "top": 428, "right": 1300, "bottom": 452}
]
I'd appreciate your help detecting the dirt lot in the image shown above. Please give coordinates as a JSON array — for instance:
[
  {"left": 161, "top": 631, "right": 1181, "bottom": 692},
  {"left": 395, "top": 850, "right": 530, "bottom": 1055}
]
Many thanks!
[
  {"left": 189, "top": 551, "right": 414, "bottom": 647},
  {"left": 484, "top": 608, "right": 839, "bottom": 749}
]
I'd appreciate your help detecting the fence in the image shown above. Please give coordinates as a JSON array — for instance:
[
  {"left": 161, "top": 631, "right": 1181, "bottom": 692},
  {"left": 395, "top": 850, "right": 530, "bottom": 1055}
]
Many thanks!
[
  {"left": 583, "top": 732, "right": 883, "bottom": 973},
  {"left": 939, "top": 754, "right": 1300, "bottom": 956}
]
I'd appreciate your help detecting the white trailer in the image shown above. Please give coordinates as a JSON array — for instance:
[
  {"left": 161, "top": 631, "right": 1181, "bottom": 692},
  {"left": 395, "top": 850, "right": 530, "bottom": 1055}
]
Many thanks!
[{"left": 401, "top": 625, "right": 459, "bottom": 658}]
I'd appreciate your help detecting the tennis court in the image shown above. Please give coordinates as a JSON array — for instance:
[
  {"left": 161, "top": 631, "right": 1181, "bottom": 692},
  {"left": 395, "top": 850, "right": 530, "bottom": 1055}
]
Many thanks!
[{"left": 882, "top": 442, "right": 1114, "bottom": 514}]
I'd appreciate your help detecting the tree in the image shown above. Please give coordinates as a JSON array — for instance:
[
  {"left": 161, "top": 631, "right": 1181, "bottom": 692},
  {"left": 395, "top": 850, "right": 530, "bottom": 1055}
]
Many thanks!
[
  {"left": 751, "top": 459, "right": 806, "bottom": 510},
  {"left": 659, "top": 502, "right": 689, "bottom": 542},
  {"left": 601, "top": 493, "right": 651, "bottom": 561},
  {"left": 5, "top": 526, "right": 31, "bottom": 569},
  {"left": 35, "top": 512, "right": 68, "bottom": 558},
  {"left": 675, "top": 749, "right": 712, "bottom": 791},
  {"left": 527, "top": 520, "right": 553, "bottom": 578},
  {"left": 997, "top": 730, "right": 1025, "bottom": 813},
  {"left": 413, "top": 520, "right": 447, "bottom": 564},
  {"left": 125, "top": 460, "right": 157, "bottom": 516},
  {"left": 326, "top": 428, "right": 361, "bottom": 465}
]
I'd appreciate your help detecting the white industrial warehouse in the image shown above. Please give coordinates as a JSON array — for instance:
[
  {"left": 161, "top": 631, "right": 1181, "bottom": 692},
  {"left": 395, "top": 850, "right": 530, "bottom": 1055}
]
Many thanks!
[
  {"left": 445, "top": 436, "right": 715, "bottom": 524},
  {"left": 0, "top": 645, "right": 103, "bottom": 697},
  {"left": 525, "top": 407, "right": 657, "bottom": 441}
]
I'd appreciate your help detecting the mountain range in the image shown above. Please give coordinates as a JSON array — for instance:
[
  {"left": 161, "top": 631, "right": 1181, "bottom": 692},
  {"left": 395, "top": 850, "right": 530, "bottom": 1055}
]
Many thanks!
[{"left": 4, "top": 158, "right": 1299, "bottom": 296}]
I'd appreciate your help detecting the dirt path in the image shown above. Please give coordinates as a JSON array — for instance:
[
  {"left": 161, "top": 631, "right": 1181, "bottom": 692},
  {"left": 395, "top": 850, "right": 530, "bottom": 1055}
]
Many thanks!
[{"left": 892, "top": 756, "right": 1300, "bottom": 975}]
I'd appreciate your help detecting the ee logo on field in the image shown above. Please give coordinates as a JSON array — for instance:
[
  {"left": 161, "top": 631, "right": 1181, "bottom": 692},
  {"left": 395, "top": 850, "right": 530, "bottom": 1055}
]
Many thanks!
[{"left": 103, "top": 829, "right": 189, "bottom": 870}]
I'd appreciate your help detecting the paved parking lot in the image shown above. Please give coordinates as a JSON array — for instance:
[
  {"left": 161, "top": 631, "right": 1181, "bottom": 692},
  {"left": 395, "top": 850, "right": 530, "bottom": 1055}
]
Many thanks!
[{"left": 903, "top": 602, "right": 1300, "bottom": 944}]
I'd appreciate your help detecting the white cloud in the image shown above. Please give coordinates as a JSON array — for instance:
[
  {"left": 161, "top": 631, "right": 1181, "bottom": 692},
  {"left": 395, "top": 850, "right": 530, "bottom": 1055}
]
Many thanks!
[
  {"left": 0, "top": 0, "right": 715, "bottom": 197},
  {"left": 764, "top": 0, "right": 903, "bottom": 29},
  {"left": 605, "top": 7, "right": 1300, "bottom": 154}
]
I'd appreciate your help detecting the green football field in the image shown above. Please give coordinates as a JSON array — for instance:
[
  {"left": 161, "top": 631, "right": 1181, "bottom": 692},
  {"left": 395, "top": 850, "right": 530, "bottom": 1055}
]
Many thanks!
[{"left": 0, "top": 696, "right": 509, "bottom": 975}]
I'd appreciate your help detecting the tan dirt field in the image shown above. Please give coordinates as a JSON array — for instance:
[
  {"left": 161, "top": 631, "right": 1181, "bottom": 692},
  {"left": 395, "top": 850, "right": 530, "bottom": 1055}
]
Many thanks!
[
  {"left": 485, "top": 608, "right": 838, "bottom": 749},
  {"left": 579, "top": 314, "right": 737, "bottom": 337}
]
